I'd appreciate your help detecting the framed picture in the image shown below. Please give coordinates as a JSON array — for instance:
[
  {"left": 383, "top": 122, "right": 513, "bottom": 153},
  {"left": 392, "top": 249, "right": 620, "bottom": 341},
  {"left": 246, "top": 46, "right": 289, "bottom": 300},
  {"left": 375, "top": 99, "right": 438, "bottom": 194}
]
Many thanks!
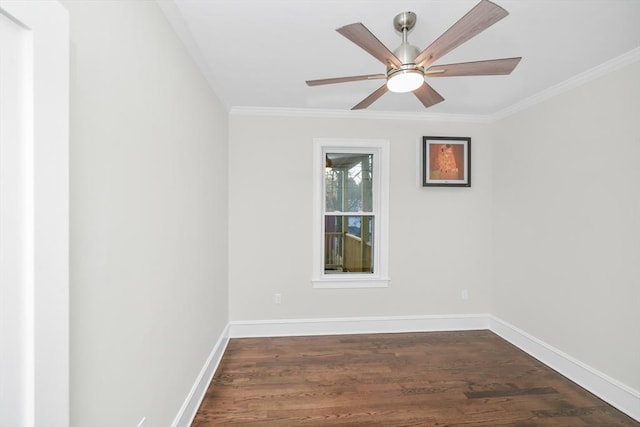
[{"left": 422, "top": 136, "right": 471, "bottom": 187}]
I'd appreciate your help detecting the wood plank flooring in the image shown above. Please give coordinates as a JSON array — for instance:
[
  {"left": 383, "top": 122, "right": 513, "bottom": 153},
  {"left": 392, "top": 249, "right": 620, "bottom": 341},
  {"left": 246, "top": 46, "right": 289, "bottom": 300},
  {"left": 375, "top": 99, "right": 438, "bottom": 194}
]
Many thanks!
[{"left": 192, "top": 330, "right": 639, "bottom": 426}]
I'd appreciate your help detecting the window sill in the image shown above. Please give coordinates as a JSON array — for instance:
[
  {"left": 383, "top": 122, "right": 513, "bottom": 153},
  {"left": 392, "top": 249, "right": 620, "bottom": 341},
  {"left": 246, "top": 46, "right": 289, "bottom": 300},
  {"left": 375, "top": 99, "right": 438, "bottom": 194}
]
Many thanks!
[{"left": 312, "top": 277, "right": 390, "bottom": 289}]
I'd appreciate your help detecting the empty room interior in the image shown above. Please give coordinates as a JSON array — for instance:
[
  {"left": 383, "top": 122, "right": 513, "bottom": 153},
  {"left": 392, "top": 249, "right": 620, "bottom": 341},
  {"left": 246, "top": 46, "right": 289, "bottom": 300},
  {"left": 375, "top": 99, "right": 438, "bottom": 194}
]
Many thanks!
[{"left": 2, "top": 0, "right": 639, "bottom": 426}]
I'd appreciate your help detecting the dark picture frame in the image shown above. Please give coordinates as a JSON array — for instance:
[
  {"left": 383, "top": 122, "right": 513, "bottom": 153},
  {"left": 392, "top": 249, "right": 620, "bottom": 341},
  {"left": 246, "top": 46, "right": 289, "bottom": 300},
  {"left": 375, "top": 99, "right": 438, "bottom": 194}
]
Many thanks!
[{"left": 422, "top": 136, "right": 471, "bottom": 187}]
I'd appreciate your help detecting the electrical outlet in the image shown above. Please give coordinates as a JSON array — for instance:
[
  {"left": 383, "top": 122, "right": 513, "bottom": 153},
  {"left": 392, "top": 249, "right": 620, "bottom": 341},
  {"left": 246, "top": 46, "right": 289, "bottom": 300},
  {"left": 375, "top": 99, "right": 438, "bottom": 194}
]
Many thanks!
[
  {"left": 137, "top": 417, "right": 146, "bottom": 427},
  {"left": 461, "top": 289, "right": 469, "bottom": 300},
  {"left": 274, "top": 293, "right": 281, "bottom": 304}
]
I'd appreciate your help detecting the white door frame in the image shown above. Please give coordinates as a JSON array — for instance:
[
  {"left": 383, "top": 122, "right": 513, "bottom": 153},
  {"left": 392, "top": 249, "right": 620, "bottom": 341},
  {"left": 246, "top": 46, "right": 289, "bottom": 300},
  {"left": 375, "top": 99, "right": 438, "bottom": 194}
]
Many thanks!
[{"left": 0, "top": 2, "right": 69, "bottom": 426}]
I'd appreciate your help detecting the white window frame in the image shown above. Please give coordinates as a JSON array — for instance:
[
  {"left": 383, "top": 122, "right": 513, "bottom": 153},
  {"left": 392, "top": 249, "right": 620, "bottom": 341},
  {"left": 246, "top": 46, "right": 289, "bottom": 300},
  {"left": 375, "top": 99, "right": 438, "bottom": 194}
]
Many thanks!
[{"left": 312, "top": 138, "right": 390, "bottom": 288}]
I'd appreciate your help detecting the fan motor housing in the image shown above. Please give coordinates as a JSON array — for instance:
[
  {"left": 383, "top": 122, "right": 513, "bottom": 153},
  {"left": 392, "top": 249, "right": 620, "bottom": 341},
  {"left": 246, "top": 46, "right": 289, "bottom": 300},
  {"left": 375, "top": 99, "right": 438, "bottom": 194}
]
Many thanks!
[
  {"left": 392, "top": 12, "right": 420, "bottom": 66},
  {"left": 305, "top": 2, "right": 521, "bottom": 110},
  {"left": 393, "top": 43, "right": 420, "bottom": 66}
]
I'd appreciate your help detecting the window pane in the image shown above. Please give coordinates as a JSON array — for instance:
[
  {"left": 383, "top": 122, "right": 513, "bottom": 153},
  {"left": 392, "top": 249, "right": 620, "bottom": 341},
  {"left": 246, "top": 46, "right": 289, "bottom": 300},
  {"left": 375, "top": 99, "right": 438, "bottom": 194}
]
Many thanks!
[
  {"left": 325, "top": 153, "right": 373, "bottom": 212},
  {"left": 324, "top": 215, "right": 374, "bottom": 274}
]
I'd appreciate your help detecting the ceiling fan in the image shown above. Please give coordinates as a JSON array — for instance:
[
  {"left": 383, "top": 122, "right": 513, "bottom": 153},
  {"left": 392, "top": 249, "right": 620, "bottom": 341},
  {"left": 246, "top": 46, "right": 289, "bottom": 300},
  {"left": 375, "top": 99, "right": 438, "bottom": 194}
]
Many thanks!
[{"left": 306, "top": 0, "right": 521, "bottom": 110}]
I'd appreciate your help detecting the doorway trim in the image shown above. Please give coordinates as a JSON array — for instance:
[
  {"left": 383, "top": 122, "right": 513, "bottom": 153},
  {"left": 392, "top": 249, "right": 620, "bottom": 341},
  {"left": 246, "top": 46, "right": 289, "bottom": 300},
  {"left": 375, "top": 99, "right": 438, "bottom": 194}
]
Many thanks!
[{"left": 0, "top": 1, "right": 69, "bottom": 425}]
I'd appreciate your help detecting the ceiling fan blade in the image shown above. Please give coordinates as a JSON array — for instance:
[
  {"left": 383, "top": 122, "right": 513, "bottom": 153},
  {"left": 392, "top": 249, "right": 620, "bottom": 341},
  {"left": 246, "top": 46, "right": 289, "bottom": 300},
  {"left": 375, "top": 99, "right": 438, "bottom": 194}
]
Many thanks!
[
  {"left": 426, "top": 57, "right": 522, "bottom": 77},
  {"left": 413, "top": 82, "right": 445, "bottom": 108},
  {"left": 415, "top": 0, "right": 509, "bottom": 68},
  {"left": 352, "top": 84, "right": 388, "bottom": 110},
  {"left": 306, "top": 73, "right": 386, "bottom": 86},
  {"left": 337, "top": 23, "right": 403, "bottom": 69}
]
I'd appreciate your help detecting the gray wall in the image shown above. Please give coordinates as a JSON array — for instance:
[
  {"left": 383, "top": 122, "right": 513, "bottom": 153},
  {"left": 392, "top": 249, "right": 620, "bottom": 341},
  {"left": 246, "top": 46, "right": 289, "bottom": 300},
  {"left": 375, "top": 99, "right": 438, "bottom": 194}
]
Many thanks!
[
  {"left": 65, "top": 1, "right": 229, "bottom": 426},
  {"left": 492, "top": 61, "right": 640, "bottom": 390},
  {"left": 228, "top": 114, "right": 493, "bottom": 320},
  {"left": 228, "top": 60, "right": 640, "bottom": 397},
  {"left": 62, "top": 0, "right": 639, "bottom": 422}
]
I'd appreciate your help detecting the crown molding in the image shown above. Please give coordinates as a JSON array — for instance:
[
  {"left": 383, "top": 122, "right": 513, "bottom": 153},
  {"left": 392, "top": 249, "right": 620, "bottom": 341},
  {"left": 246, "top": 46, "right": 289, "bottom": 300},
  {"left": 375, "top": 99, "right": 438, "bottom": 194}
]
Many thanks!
[
  {"left": 231, "top": 48, "right": 640, "bottom": 124},
  {"left": 229, "top": 106, "right": 494, "bottom": 124},
  {"left": 492, "top": 47, "right": 640, "bottom": 121},
  {"left": 157, "top": 0, "right": 231, "bottom": 111},
  {"left": 162, "top": 0, "right": 639, "bottom": 125}
]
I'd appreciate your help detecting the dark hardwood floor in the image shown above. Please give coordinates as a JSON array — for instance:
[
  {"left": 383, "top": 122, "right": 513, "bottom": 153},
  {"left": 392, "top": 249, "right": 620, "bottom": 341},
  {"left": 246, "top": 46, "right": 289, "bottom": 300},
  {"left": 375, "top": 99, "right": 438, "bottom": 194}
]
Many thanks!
[{"left": 192, "top": 330, "right": 639, "bottom": 426}]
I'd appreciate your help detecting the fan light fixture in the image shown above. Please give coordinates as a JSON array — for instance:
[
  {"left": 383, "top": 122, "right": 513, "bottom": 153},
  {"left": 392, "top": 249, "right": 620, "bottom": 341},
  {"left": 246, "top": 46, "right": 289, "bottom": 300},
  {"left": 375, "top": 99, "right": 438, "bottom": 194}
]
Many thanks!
[
  {"left": 387, "top": 70, "right": 424, "bottom": 93},
  {"left": 305, "top": 1, "right": 522, "bottom": 110}
]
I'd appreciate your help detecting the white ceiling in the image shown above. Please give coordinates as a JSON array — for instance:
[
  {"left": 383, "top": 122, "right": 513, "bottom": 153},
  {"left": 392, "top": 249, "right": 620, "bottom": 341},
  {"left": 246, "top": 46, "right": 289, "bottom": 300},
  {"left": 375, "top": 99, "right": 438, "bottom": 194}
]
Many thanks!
[{"left": 160, "top": 0, "right": 640, "bottom": 117}]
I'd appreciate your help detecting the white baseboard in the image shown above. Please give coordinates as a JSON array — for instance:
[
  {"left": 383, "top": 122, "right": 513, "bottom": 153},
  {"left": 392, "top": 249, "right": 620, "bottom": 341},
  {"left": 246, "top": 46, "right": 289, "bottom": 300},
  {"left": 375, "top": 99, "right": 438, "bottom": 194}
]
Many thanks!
[
  {"left": 170, "top": 324, "right": 230, "bottom": 427},
  {"left": 175, "top": 315, "right": 640, "bottom": 424},
  {"left": 229, "top": 313, "right": 490, "bottom": 338},
  {"left": 489, "top": 315, "right": 640, "bottom": 421}
]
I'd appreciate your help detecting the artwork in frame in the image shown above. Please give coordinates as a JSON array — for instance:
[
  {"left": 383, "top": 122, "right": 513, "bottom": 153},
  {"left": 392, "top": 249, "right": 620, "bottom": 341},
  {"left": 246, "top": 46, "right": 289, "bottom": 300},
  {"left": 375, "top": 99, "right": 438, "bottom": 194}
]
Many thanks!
[{"left": 422, "top": 136, "right": 471, "bottom": 187}]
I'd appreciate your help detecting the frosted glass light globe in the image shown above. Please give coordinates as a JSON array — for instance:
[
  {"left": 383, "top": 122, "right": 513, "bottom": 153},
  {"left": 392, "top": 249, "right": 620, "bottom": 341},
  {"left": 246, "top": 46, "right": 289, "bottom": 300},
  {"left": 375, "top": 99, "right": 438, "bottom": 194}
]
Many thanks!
[{"left": 387, "top": 70, "right": 424, "bottom": 93}]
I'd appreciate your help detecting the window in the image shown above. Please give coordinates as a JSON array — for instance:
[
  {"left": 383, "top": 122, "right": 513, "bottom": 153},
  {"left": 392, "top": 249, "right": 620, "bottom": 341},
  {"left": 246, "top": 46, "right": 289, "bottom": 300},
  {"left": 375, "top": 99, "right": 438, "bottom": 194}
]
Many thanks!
[{"left": 313, "top": 139, "right": 390, "bottom": 288}]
